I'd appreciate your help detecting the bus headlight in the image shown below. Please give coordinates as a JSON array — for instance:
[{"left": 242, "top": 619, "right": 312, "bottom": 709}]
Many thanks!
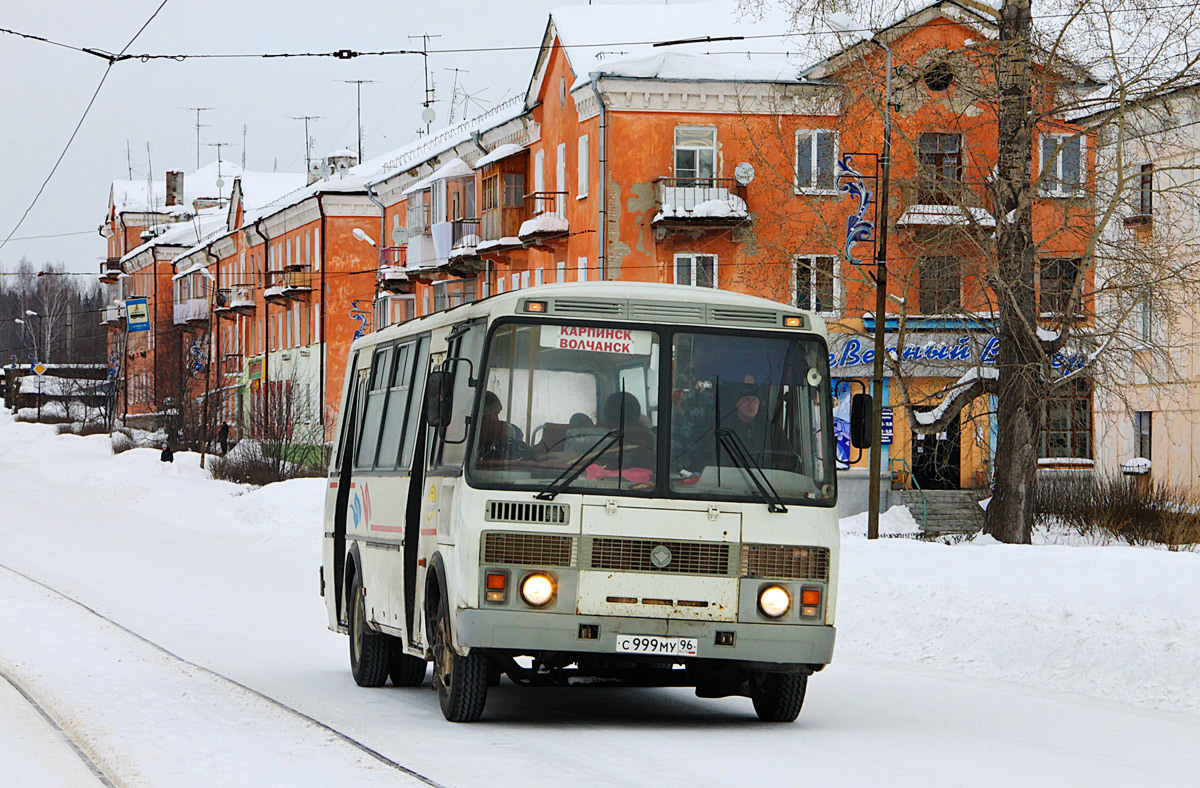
[
  {"left": 758, "top": 585, "right": 791, "bottom": 619},
  {"left": 520, "top": 573, "right": 555, "bottom": 608}
]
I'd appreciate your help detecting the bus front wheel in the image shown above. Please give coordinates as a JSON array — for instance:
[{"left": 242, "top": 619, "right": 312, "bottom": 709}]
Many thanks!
[
  {"left": 429, "top": 595, "right": 488, "bottom": 722},
  {"left": 749, "top": 672, "right": 807, "bottom": 722},
  {"left": 349, "top": 573, "right": 391, "bottom": 687}
]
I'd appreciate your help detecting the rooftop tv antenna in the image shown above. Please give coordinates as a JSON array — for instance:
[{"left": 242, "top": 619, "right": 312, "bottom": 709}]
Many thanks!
[
  {"left": 180, "top": 107, "right": 214, "bottom": 169},
  {"left": 339, "top": 80, "right": 375, "bottom": 160},
  {"left": 409, "top": 33, "right": 441, "bottom": 132},
  {"left": 444, "top": 67, "right": 469, "bottom": 124},
  {"left": 290, "top": 115, "right": 321, "bottom": 175}
]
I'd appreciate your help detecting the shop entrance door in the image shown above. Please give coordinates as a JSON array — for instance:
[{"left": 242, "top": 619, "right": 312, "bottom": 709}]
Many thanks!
[{"left": 911, "top": 412, "right": 961, "bottom": 489}]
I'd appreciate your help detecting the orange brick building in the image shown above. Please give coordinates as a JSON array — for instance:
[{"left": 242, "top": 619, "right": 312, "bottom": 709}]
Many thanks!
[{"left": 103, "top": 1, "right": 1093, "bottom": 496}]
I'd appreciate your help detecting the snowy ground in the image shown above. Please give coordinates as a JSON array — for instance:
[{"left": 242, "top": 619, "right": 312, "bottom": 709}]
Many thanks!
[{"left": 1, "top": 409, "right": 1198, "bottom": 786}]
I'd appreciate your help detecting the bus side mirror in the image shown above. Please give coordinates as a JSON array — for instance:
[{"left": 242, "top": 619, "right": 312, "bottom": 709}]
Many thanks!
[
  {"left": 850, "top": 393, "right": 873, "bottom": 449},
  {"left": 424, "top": 370, "right": 452, "bottom": 427}
]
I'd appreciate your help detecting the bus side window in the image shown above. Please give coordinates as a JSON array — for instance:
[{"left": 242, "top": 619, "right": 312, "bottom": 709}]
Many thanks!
[
  {"left": 436, "top": 322, "right": 487, "bottom": 469},
  {"left": 333, "top": 358, "right": 366, "bottom": 472},
  {"left": 401, "top": 338, "right": 430, "bottom": 468},
  {"left": 374, "top": 343, "right": 414, "bottom": 470},
  {"left": 355, "top": 347, "right": 393, "bottom": 469}
]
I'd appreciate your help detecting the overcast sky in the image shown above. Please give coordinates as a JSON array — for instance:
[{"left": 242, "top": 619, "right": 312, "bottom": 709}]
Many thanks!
[{"left": 0, "top": 0, "right": 682, "bottom": 274}]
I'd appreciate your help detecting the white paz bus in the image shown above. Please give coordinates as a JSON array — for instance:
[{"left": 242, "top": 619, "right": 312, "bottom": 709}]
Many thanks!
[{"left": 321, "top": 282, "right": 865, "bottom": 722}]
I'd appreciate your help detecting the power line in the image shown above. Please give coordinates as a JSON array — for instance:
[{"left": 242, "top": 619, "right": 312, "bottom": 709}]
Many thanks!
[
  {"left": 0, "top": 0, "right": 173, "bottom": 256},
  {"left": 3, "top": 230, "right": 96, "bottom": 242}
]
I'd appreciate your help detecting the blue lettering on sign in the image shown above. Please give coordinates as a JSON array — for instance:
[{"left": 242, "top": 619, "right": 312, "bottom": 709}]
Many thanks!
[
  {"left": 980, "top": 336, "right": 1000, "bottom": 364},
  {"left": 828, "top": 332, "right": 1085, "bottom": 378}
]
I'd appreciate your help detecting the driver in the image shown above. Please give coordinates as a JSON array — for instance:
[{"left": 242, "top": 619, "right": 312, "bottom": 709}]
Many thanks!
[{"left": 477, "top": 391, "right": 530, "bottom": 461}]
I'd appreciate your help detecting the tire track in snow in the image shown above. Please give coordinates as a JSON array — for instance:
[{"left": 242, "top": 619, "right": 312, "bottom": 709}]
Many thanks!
[{"left": 0, "top": 561, "right": 447, "bottom": 788}]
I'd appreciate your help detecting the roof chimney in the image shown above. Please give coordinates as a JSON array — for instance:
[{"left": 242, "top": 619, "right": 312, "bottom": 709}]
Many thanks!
[{"left": 165, "top": 171, "right": 184, "bottom": 207}]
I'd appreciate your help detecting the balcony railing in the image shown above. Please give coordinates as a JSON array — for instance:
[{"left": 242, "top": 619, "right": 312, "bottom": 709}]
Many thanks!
[
  {"left": 654, "top": 178, "right": 748, "bottom": 223},
  {"left": 215, "top": 285, "right": 255, "bottom": 317},
  {"left": 450, "top": 218, "right": 482, "bottom": 252},
  {"left": 378, "top": 246, "right": 412, "bottom": 293},
  {"left": 265, "top": 268, "right": 314, "bottom": 303},
  {"left": 99, "top": 257, "right": 123, "bottom": 283},
  {"left": 518, "top": 192, "right": 568, "bottom": 244}
]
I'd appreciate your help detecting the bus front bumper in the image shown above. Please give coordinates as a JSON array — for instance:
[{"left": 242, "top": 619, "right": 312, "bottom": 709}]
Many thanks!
[{"left": 455, "top": 609, "right": 835, "bottom": 667}]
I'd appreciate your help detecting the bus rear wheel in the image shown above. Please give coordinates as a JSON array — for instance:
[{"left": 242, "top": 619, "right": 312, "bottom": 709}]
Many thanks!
[
  {"left": 349, "top": 573, "right": 391, "bottom": 687},
  {"left": 429, "top": 595, "right": 488, "bottom": 722},
  {"left": 749, "top": 672, "right": 807, "bottom": 722},
  {"left": 389, "top": 651, "right": 428, "bottom": 687}
]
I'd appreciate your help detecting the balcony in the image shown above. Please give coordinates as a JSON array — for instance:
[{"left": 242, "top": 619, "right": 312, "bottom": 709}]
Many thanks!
[
  {"left": 378, "top": 246, "right": 412, "bottom": 294},
  {"left": 447, "top": 218, "right": 484, "bottom": 276},
  {"left": 215, "top": 285, "right": 255, "bottom": 318},
  {"left": 101, "top": 301, "right": 126, "bottom": 326},
  {"left": 99, "top": 257, "right": 123, "bottom": 284},
  {"left": 517, "top": 192, "right": 569, "bottom": 247},
  {"left": 1123, "top": 213, "right": 1152, "bottom": 229},
  {"left": 173, "top": 297, "right": 210, "bottom": 327},
  {"left": 652, "top": 178, "right": 749, "bottom": 236},
  {"left": 264, "top": 268, "right": 313, "bottom": 304}
]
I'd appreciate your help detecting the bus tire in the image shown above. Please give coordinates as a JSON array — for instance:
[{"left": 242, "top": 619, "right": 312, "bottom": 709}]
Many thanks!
[
  {"left": 430, "top": 595, "right": 488, "bottom": 722},
  {"left": 349, "top": 573, "right": 391, "bottom": 687},
  {"left": 389, "top": 649, "right": 428, "bottom": 687},
  {"left": 749, "top": 672, "right": 807, "bottom": 722}
]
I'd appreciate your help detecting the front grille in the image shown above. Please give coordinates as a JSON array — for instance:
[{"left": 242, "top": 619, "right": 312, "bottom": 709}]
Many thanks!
[
  {"left": 485, "top": 500, "right": 569, "bottom": 525},
  {"left": 741, "top": 544, "right": 829, "bottom": 581},
  {"left": 708, "top": 306, "right": 780, "bottom": 327},
  {"left": 590, "top": 538, "right": 730, "bottom": 575},
  {"left": 483, "top": 532, "right": 576, "bottom": 567}
]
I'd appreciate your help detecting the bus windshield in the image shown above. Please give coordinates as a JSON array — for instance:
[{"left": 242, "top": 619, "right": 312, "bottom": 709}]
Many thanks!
[{"left": 466, "top": 321, "right": 834, "bottom": 505}]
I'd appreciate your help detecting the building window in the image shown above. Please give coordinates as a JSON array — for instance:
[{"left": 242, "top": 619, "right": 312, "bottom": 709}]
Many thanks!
[
  {"left": 918, "top": 132, "right": 962, "bottom": 204},
  {"left": 432, "top": 279, "right": 477, "bottom": 312},
  {"left": 504, "top": 174, "right": 524, "bottom": 207},
  {"left": 1134, "top": 410, "right": 1152, "bottom": 460},
  {"left": 675, "top": 253, "right": 717, "bottom": 288},
  {"left": 556, "top": 261, "right": 566, "bottom": 282},
  {"left": 556, "top": 142, "right": 567, "bottom": 215},
  {"left": 1039, "top": 257, "right": 1081, "bottom": 316},
  {"left": 1139, "top": 163, "right": 1153, "bottom": 216},
  {"left": 533, "top": 150, "right": 545, "bottom": 206},
  {"left": 1040, "top": 378, "right": 1093, "bottom": 459},
  {"left": 577, "top": 135, "right": 589, "bottom": 197},
  {"left": 1135, "top": 288, "right": 1153, "bottom": 344},
  {"left": 795, "top": 255, "right": 836, "bottom": 313},
  {"left": 674, "top": 126, "right": 716, "bottom": 185},
  {"left": 919, "top": 256, "right": 960, "bottom": 313},
  {"left": 577, "top": 257, "right": 588, "bottom": 282},
  {"left": 1040, "top": 133, "right": 1084, "bottom": 196},
  {"left": 795, "top": 129, "right": 837, "bottom": 192}
]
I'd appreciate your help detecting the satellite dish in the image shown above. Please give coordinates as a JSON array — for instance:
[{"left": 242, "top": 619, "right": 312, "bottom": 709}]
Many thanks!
[
  {"left": 391, "top": 226, "right": 409, "bottom": 245},
  {"left": 216, "top": 177, "right": 225, "bottom": 189},
  {"left": 734, "top": 162, "right": 756, "bottom": 186},
  {"left": 421, "top": 106, "right": 436, "bottom": 125}
]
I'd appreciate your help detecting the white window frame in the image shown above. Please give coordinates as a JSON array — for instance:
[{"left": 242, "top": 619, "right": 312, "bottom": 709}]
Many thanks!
[
  {"left": 674, "top": 253, "right": 718, "bottom": 288},
  {"left": 533, "top": 150, "right": 545, "bottom": 211},
  {"left": 535, "top": 267, "right": 545, "bottom": 286},
  {"left": 577, "top": 135, "right": 589, "bottom": 198},
  {"left": 673, "top": 126, "right": 717, "bottom": 182},
  {"left": 577, "top": 257, "right": 588, "bottom": 282},
  {"left": 793, "top": 254, "right": 839, "bottom": 315},
  {"left": 1040, "top": 132, "right": 1086, "bottom": 197},
  {"left": 556, "top": 261, "right": 566, "bottom": 282},
  {"left": 556, "top": 143, "right": 567, "bottom": 216},
  {"left": 794, "top": 129, "right": 839, "bottom": 194}
]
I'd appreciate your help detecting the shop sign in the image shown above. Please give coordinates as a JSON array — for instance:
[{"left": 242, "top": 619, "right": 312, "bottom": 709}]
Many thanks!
[{"left": 828, "top": 334, "right": 1086, "bottom": 376}]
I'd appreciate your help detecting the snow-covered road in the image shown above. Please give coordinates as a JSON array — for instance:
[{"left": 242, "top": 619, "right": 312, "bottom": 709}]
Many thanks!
[{"left": 2, "top": 412, "right": 1198, "bottom": 787}]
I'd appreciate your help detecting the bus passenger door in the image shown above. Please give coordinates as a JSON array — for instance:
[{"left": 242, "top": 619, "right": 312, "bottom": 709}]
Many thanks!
[{"left": 330, "top": 359, "right": 367, "bottom": 628}]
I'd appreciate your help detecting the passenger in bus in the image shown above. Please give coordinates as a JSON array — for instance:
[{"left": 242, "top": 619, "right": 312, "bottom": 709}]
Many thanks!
[
  {"left": 477, "top": 391, "right": 532, "bottom": 462},
  {"left": 599, "top": 392, "right": 655, "bottom": 451}
]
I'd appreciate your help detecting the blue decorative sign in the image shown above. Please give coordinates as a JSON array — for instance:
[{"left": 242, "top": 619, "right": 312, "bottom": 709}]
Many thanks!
[
  {"left": 837, "top": 153, "right": 875, "bottom": 266},
  {"left": 126, "top": 298, "right": 150, "bottom": 333},
  {"left": 349, "top": 299, "right": 371, "bottom": 339}
]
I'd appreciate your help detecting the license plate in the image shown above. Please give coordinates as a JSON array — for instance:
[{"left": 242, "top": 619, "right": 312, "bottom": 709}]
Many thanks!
[{"left": 614, "top": 634, "right": 698, "bottom": 657}]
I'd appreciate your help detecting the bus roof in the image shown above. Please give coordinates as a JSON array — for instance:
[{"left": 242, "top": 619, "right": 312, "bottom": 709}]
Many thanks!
[{"left": 362, "top": 281, "right": 825, "bottom": 350}]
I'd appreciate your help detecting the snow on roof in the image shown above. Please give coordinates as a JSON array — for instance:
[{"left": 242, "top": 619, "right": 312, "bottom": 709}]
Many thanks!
[
  {"left": 327, "top": 148, "right": 358, "bottom": 159},
  {"left": 401, "top": 158, "right": 474, "bottom": 197},
  {"left": 109, "top": 162, "right": 304, "bottom": 217},
  {"left": 120, "top": 209, "right": 228, "bottom": 264},
  {"left": 473, "top": 143, "right": 524, "bottom": 169}
]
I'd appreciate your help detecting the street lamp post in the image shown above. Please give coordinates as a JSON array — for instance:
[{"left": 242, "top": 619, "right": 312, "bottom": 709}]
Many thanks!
[{"left": 828, "top": 16, "right": 893, "bottom": 540}]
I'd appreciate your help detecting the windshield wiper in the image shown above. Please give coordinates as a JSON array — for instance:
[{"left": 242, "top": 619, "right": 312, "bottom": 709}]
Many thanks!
[
  {"left": 718, "top": 428, "right": 788, "bottom": 513},
  {"left": 534, "top": 428, "right": 622, "bottom": 501}
]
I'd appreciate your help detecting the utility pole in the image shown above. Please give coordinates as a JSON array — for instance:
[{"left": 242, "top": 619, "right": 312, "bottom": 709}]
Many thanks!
[
  {"left": 291, "top": 115, "right": 321, "bottom": 176},
  {"left": 181, "top": 107, "right": 214, "bottom": 169},
  {"left": 339, "top": 80, "right": 375, "bottom": 159},
  {"left": 126, "top": 140, "right": 133, "bottom": 179},
  {"left": 207, "top": 143, "right": 230, "bottom": 197},
  {"left": 242, "top": 124, "right": 248, "bottom": 169}
]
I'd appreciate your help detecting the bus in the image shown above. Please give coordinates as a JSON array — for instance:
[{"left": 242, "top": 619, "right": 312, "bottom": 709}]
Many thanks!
[{"left": 321, "top": 281, "right": 862, "bottom": 722}]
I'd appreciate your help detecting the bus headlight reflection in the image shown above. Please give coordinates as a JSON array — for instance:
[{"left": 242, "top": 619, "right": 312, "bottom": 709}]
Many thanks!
[
  {"left": 520, "top": 573, "right": 555, "bottom": 607},
  {"left": 758, "top": 585, "right": 791, "bottom": 619}
]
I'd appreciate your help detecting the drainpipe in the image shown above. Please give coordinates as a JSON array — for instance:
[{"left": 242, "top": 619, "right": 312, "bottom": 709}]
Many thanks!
[
  {"left": 365, "top": 180, "right": 387, "bottom": 306},
  {"left": 253, "top": 219, "right": 271, "bottom": 435},
  {"left": 590, "top": 76, "right": 608, "bottom": 280},
  {"left": 470, "top": 130, "right": 489, "bottom": 156},
  {"left": 200, "top": 245, "right": 219, "bottom": 468},
  {"left": 316, "top": 193, "right": 328, "bottom": 443}
]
